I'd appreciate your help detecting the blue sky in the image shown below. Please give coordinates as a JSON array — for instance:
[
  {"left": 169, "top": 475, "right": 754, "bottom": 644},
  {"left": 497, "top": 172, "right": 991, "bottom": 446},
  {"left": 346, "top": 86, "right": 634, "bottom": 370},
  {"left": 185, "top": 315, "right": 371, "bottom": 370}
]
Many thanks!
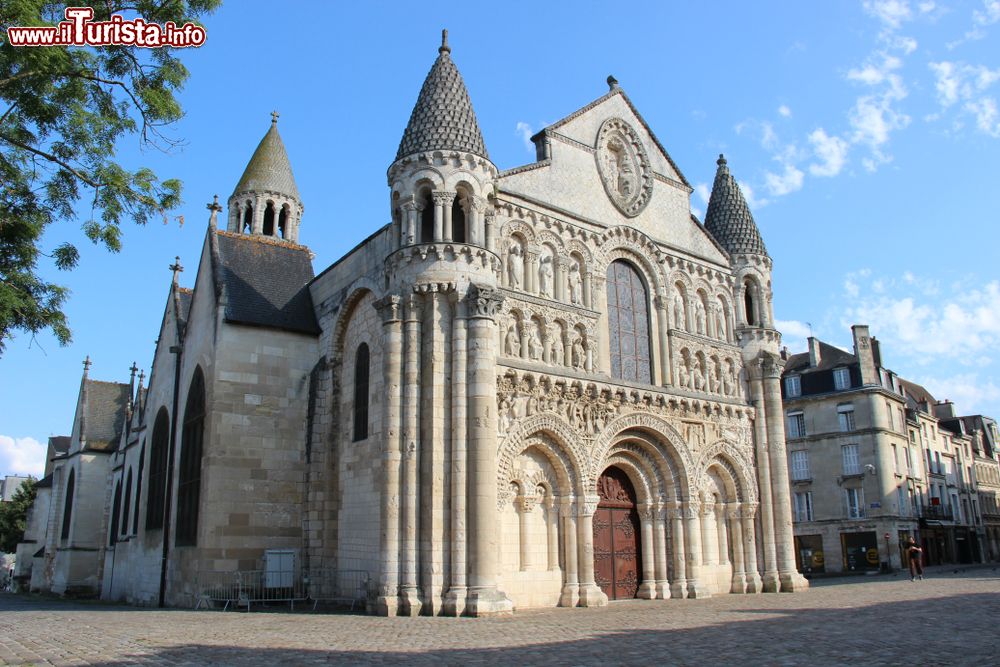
[{"left": 3, "top": 1, "right": 999, "bottom": 477}]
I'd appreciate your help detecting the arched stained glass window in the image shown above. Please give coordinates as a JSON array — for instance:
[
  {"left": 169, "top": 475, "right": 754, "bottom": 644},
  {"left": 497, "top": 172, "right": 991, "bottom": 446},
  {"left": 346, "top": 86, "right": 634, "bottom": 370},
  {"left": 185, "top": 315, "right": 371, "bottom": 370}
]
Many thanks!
[
  {"left": 176, "top": 367, "right": 206, "bottom": 547},
  {"left": 121, "top": 468, "right": 133, "bottom": 536},
  {"left": 607, "top": 260, "right": 652, "bottom": 383},
  {"left": 146, "top": 408, "right": 170, "bottom": 530}
]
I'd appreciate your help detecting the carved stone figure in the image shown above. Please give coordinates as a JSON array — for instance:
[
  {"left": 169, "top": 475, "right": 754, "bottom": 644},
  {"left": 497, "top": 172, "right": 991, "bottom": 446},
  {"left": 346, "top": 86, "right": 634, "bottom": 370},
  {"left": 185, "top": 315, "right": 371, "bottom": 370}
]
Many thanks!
[
  {"left": 551, "top": 330, "right": 565, "bottom": 366},
  {"left": 676, "top": 355, "right": 690, "bottom": 389},
  {"left": 539, "top": 255, "right": 553, "bottom": 298},
  {"left": 673, "top": 293, "right": 685, "bottom": 330},
  {"left": 724, "top": 361, "right": 737, "bottom": 396},
  {"left": 692, "top": 356, "right": 705, "bottom": 391},
  {"left": 528, "top": 322, "right": 543, "bottom": 361},
  {"left": 695, "top": 300, "right": 706, "bottom": 335},
  {"left": 715, "top": 307, "right": 726, "bottom": 340},
  {"left": 568, "top": 261, "right": 583, "bottom": 305},
  {"left": 507, "top": 244, "right": 524, "bottom": 288},
  {"left": 504, "top": 324, "right": 520, "bottom": 357},
  {"left": 572, "top": 337, "right": 585, "bottom": 370},
  {"left": 708, "top": 358, "right": 721, "bottom": 394}
]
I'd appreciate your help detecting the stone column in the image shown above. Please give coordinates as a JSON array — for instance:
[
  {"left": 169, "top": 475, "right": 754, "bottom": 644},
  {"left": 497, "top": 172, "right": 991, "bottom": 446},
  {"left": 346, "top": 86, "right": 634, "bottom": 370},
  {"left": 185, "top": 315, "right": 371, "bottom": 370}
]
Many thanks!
[
  {"left": 484, "top": 211, "right": 496, "bottom": 253},
  {"left": 669, "top": 504, "right": 687, "bottom": 599},
  {"left": 577, "top": 495, "right": 607, "bottom": 607},
  {"left": 525, "top": 248, "right": 540, "bottom": 295},
  {"left": 654, "top": 296, "right": 672, "bottom": 386},
  {"left": 374, "top": 295, "right": 403, "bottom": 616},
  {"left": 638, "top": 504, "right": 656, "bottom": 599},
  {"left": 685, "top": 501, "right": 709, "bottom": 598},
  {"left": 716, "top": 503, "right": 730, "bottom": 566},
  {"left": 431, "top": 191, "right": 449, "bottom": 242},
  {"left": 554, "top": 258, "right": 567, "bottom": 302},
  {"left": 749, "top": 361, "right": 780, "bottom": 592},
  {"left": 468, "top": 196, "right": 485, "bottom": 246},
  {"left": 701, "top": 500, "right": 717, "bottom": 566},
  {"left": 742, "top": 505, "right": 763, "bottom": 593},
  {"left": 728, "top": 506, "right": 747, "bottom": 594},
  {"left": 252, "top": 195, "right": 264, "bottom": 234},
  {"left": 400, "top": 293, "right": 423, "bottom": 616},
  {"left": 464, "top": 284, "right": 513, "bottom": 616},
  {"left": 443, "top": 193, "right": 455, "bottom": 241},
  {"left": 762, "top": 354, "right": 810, "bottom": 592},
  {"left": 559, "top": 498, "right": 579, "bottom": 607},
  {"left": 517, "top": 494, "right": 536, "bottom": 571},
  {"left": 444, "top": 295, "right": 468, "bottom": 616},
  {"left": 583, "top": 271, "right": 593, "bottom": 309},
  {"left": 403, "top": 200, "right": 419, "bottom": 246},
  {"left": 654, "top": 503, "right": 670, "bottom": 599},
  {"left": 546, "top": 495, "right": 559, "bottom": 571}
]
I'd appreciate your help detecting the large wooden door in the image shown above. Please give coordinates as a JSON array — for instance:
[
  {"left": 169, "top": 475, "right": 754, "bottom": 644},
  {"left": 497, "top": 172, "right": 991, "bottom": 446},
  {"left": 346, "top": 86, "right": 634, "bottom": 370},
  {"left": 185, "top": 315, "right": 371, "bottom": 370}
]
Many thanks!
[{"left": 593, "top": 466, "right": 642, "bottom": 600}]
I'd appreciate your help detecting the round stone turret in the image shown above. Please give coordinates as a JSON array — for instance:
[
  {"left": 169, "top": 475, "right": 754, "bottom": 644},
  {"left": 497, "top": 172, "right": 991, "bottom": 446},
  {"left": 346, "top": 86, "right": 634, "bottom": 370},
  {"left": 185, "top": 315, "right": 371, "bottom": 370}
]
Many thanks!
[{"left": 226, "top": 112, "right": 305, "bottom": 243}]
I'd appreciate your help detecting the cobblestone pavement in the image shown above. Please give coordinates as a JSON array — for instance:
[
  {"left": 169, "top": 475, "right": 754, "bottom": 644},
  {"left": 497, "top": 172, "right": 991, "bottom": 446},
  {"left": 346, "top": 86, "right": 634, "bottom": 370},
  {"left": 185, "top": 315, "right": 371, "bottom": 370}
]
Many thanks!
[{"left": 2, "top": 566, "right": 999, "bottom": 666}]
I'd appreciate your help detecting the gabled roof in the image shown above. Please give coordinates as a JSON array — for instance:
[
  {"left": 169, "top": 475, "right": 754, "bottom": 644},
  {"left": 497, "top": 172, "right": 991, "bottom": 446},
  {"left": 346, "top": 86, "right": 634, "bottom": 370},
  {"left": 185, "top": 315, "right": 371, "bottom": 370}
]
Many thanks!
[
  {"left": 396, "top": 34, "right": 488, "bottom": 161},
  {"left": 81, "top": 380, "right": 130, "bottom": 451},
  {"left": 232, "top": 119, "right": 301, "bottom": 201},
  {"left": 35, "top": 473, "right": 54, "bottom": 489},
  {"left": 783, "top": 341, "right": 856, "bottom": 375},
  {"left": 47, "top": 436, "right": 70, "bottom": 456},
  {"left": 704, "top": 155, "right": 768, "bottom": 257},
  {"left": 212, "top": 231, "right": 319, "bottom": 335}
]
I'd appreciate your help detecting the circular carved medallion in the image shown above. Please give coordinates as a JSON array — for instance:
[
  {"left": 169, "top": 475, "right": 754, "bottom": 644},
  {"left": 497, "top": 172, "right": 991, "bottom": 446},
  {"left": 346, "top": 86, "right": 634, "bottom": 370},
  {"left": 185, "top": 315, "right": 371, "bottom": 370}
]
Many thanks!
[{"left": 595, "top": 117, "right": 653, "bottom": 217}]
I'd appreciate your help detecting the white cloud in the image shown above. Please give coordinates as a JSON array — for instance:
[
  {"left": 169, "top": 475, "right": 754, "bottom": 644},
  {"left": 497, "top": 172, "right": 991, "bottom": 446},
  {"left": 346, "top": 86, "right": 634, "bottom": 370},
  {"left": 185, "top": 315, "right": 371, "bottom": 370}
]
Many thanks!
[
  {"left": 928, "top": 62, "right": 1000, "bottom": 136},
  {"left": 775, "top": 319, "right": 814, "bottom": 355},
  {"left": 841, "top": 274, "right": 1000, "bottom": 362},
  {"left": 738, "top": 180, "right": 768, "bottom": 209},
  {"left": 950, "top": 0, "right": 1000, "bottom": 46},
  {"left": 808, "top": 128, "right": 850, "bottom": 177},
  {"left": 913, "top": 373, "right": 1000, "bottom": 414},
  {"left": 764, "top": 163, "right": 804, "bottom": 196},
  {"left": 515, "top": 121, "right": 535, "bottom": 153},
  {"left": 918, "top": 1, "right": 937, "bottom": 14},
  {"left": 694, "top": 182, "right": 710, "bottom": 204},
  {"left": 778, "top": 104, "right": 792, "bottom": 118},
  {"left": 863, "top": 0, "right": 913, "bottom": 29},
  {"left": 0, "top": 435, "right": 45, "bottom": 477}
]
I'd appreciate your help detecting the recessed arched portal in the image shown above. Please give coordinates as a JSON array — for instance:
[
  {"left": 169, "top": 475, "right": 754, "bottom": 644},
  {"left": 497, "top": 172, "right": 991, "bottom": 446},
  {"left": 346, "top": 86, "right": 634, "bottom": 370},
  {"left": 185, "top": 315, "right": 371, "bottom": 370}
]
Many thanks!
[{"left": 593, "top": 466, "right": 642, "bottom": 600}]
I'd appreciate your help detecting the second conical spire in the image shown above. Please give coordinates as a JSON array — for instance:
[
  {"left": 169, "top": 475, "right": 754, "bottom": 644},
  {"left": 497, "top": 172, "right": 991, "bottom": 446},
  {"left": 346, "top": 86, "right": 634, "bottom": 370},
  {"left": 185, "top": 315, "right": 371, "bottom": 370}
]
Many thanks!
[{"left": 395, "top": 30, "right": 489, "bottom": 161}]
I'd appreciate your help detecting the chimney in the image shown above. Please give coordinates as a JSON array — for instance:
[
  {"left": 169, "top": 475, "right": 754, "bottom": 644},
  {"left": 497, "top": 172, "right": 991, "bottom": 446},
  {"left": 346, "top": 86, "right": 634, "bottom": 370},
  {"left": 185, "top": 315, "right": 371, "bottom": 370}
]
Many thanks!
[
  {"left": 851, "top": 324, "right": 877, "bottom": 385},
  {"left": 807, "top": 337, "right": 821, "bottom": 368},
  {"left": 934, "top": 400, "right": 957, "bottom": 420}
]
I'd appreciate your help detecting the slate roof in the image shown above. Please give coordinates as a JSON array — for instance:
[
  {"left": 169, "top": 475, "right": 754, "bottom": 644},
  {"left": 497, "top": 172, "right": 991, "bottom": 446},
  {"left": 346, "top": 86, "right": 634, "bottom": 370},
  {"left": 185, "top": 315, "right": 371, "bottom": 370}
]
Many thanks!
[
  {"left": 396, "top": 37, "right": 488, "bottom": 161},
  {"left": 899, "top": 378, "right": 937, "bottom": 410},
  {"left": 213, "top": 231, "right": 319, "bottom": 335},
  {"left": 783, "top": 340, "right": 857, "bottom": 375},
  {"left": 47, "top": 436, "right": 70, "bottom": 456},
  {"left": 232, "top": 120, "right": 301, "bottom": 201},
  {"left": 35, "top": 473, "right": 54, "bottom": 489},
  {"left": 82, "top": 380, "right": 130, "bottom": 451},
  {"left": 704, "top": 155, "right": 768, "bottom": 257}
]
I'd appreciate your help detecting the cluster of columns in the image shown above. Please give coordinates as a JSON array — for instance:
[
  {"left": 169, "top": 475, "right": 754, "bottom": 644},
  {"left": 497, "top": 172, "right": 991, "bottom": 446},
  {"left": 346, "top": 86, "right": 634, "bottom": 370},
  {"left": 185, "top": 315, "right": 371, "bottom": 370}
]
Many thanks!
[
  {"left": 746, "top": 353, "right": 810, "bottom": 592},
  {"left": 374, "top": 283, "right": 512, "bottom": 617},
  {"left": 396, "top": 192, "right": 492, "bottom": 249},
  {"left": 227, "top": 194, "right": 301, "bottom": 243},
  {"left": 547, "top": 496, "right": 765, "bottom": 607}
]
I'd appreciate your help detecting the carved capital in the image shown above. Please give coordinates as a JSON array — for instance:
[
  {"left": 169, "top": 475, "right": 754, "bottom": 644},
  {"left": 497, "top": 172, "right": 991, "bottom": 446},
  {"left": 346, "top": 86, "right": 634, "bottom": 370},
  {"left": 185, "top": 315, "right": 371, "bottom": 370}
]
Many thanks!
[
  {"left": 402, "top": 199, "right": 422, "bottom": 213},
  {"left": 431, "top": 190, "right": 456, "bottom": 207},
  {"left": 374, "top": 294, "right": 403, "bottom": 323},
  {"left": 469, "top": 195, "right": 487, "bottom": 214},
  {"left": 580, "top": 495, "right": 600, "bottom": 517},
  {"left": 761, "top": 352, "right": 784, "bottom": 380},
  {"left": 517, "top": 495, "right": 538, "bottom": 513},
  {"left": 637, "top": 503, "right": 654, "bottom": 521},
  {"left": 467, "top": 283, "right": 504, "bottom": 319},
  {"left": 653, "top": 295, "right": 669, "bottom": 311},
  {"left": 403, "top": 292, "right": 423, "bottom": 320},
  {"left": 560, "top": 496, "right": 577, "bottom": 517}
]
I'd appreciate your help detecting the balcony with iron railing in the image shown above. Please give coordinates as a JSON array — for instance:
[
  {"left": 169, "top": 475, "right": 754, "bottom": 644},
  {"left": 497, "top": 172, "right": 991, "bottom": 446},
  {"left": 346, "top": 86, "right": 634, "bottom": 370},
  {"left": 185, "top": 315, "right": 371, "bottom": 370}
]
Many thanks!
[{"left": 919, "top": 503, "right": 954, "bottom": 521}]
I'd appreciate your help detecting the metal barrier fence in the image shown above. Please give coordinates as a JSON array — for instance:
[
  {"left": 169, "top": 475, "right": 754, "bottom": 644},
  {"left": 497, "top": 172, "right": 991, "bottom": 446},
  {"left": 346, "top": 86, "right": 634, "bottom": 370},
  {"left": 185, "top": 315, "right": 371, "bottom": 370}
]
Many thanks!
[{"left": 195, "top": 568, "right": 371, "bottom": 612}]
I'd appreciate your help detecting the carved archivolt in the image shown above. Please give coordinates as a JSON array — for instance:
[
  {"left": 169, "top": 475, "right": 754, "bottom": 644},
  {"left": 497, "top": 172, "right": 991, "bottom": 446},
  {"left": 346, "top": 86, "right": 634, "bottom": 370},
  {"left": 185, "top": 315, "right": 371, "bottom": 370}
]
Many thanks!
[
  {"left": 693, "top": 441, "right": 757, "bottom": 505},
  {"left": 590, "top": 411, "right": 695, "bottom": 494}
]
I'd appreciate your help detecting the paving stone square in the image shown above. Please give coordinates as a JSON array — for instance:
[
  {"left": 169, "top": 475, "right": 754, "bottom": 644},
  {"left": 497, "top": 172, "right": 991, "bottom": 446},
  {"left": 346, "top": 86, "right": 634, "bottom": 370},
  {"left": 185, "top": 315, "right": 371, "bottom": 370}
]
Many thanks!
[{"left": 1, "top": 566, "right": 998, "bottom": 666}]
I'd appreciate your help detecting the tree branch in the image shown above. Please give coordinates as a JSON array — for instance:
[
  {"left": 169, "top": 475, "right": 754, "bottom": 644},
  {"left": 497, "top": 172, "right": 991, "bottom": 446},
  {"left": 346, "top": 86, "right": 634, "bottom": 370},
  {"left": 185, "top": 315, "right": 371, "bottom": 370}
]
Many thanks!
[{"left": 0, "top": 133, "right": 98, "bottom": 187}]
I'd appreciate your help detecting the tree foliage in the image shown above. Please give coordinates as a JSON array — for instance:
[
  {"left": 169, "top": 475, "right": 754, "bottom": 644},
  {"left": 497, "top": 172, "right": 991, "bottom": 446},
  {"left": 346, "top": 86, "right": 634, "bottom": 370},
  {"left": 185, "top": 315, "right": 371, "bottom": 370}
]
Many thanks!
[
  {"left": 0, "top": 0, "right": 221, "bottom": 353},
  {"left": 0, "top": 478, "right": 36, "bottom": 554}
]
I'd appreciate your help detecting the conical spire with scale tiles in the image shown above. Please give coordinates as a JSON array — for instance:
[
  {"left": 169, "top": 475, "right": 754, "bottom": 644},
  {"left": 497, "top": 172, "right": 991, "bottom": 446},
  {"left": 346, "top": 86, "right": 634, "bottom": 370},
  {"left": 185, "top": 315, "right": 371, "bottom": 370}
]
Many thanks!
[{"left": 704, "top": 154, "right": 768, "bottom": 257}]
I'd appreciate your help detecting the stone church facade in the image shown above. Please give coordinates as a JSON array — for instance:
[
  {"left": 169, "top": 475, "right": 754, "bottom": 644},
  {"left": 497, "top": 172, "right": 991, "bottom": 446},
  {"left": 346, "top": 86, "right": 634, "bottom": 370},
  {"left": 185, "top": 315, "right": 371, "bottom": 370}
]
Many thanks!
[{"left": 27, "top": 32, "right": 808, "bottom": 615}]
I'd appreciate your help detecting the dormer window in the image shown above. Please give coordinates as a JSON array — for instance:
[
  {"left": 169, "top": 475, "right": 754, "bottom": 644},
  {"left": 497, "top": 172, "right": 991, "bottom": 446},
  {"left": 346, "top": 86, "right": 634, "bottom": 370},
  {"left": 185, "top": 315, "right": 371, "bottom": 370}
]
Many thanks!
[
  {"left": 833, "top": 367, "right": 850, "bottom": 391},
  {"left": 785, "top": 375, "right": 801, "bottom": 397}
]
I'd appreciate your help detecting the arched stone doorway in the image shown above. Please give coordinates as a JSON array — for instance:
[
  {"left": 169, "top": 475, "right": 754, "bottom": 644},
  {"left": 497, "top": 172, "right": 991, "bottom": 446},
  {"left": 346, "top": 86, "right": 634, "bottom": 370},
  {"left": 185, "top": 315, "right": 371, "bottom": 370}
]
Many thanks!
[{"left": 593, "top": 466, "right": 642, "bottom": 600}]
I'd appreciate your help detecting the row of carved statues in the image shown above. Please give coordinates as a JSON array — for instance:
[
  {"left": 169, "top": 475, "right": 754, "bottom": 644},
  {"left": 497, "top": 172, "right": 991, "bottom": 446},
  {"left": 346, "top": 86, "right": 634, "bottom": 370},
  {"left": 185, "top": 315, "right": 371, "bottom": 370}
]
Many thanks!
[
  {"left": 506, "top": 243, "right": 587, "bottom": 307},
  {"left": 503, "top": 316, "right": 595, "bottom": 372},
  {"left": 675, "top": 348, "right": 741, "bottom": 397}
]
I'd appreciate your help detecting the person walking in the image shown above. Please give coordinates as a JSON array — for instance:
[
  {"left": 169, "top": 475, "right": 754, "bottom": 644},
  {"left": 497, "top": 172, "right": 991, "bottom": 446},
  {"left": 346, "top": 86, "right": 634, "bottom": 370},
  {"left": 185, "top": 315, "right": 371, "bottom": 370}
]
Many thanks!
[{"left": 908, "top": 539, "right": 924, "bottom": 581}]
